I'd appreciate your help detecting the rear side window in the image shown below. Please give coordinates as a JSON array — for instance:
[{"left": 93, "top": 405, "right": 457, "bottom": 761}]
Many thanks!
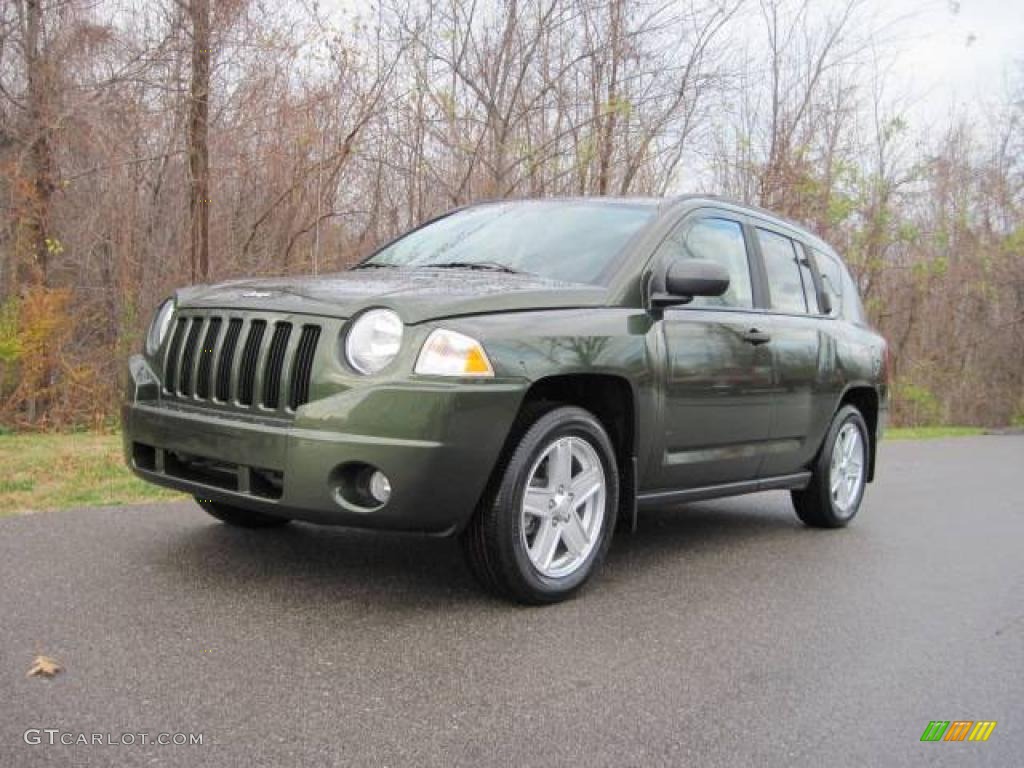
[
  {"left": 795, "top": 245, "right": 820, "bottom": 313},
  {"left": 757, "top": 228, "right": 809, "bottom": 314},
  {"left": 657, "top": 217, "right": 754, "bottom": 308}
]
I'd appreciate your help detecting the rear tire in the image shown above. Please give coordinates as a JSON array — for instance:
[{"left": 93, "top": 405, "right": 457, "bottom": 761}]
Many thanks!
[
  {"left": 461, "top": 405, "right": 618, "bottom": 604},
  {"left": 792, "top": 404, "right": 869, "bottom": 528},
  {"left": 196, "top": 498, "right": 291, "bottom": 528}
]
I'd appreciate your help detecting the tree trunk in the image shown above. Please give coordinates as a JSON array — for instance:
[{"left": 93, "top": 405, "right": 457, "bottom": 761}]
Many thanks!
[
  {"left": 188, "top": 0, "right": 211, "bottom": 283},
  {"left": 22, "top": 0, "right": 55, "bottom": 288},
  {"left": 596, "top": 0, "right": 623, "bottom": 196}
]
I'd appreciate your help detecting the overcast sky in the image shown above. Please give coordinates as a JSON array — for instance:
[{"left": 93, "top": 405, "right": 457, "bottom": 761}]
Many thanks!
[{"left": 890, "top": 0, "right": 1022, "bottom": 119}]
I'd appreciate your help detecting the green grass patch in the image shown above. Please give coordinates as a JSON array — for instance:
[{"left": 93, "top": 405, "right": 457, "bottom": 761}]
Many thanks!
[
  {"left": 886, "top": 426, "right": 985, "bottom": 441},
  {"left": 0, "top": 432, "right": 182, "bottom": 516}
]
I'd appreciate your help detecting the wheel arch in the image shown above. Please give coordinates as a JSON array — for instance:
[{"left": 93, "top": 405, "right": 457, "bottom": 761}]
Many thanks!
[
  {"left": 478, "top": 373, "right": 638, "bottom": 530},
  {"left": 837, "top": 385, "right": 880, "bottom": 482}
]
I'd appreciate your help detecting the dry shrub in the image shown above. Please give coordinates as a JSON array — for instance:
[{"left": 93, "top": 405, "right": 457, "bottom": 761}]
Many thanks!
[{"left": 0, "top": 286, "right": 115, "bottom": 430}]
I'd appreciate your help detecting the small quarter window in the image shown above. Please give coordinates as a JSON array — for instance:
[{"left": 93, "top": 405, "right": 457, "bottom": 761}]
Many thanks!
[
  {"left": 813, "top": 248, "right": 844, "bottom": 317},
  {"left": 840, "top": 264, "right": 867, "bottom": 324},
  {"left": 813, "top": 248, "right": 866, "bottom": 323}
]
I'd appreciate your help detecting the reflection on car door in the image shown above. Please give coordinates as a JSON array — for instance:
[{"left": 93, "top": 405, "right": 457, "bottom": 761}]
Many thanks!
[
  {"left": 752, "top": 226, "right": 830, "bottom": 477},
  {"left": 655, "top": 214, "right": 775, "bottom": 490}
]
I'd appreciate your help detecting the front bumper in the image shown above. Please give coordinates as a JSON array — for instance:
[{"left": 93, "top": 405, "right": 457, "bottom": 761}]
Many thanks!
[{"left": 123, "top": 355, "right": 526, "bottom": 534}]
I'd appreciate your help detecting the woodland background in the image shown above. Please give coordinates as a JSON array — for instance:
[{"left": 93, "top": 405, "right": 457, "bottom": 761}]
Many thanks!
[{"left": 0, "top": 0, "right": 1021, "bottom": 431}]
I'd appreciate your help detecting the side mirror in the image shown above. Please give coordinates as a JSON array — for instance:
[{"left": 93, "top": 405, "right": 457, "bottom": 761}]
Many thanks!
[{"left": 652, "top": 259, "right": 730, "bottom": 307}]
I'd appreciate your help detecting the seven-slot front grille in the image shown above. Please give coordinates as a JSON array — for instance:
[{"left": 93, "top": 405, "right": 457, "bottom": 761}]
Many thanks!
[{"left": 161, "top": 313, "right": 320, "bottom": 414}]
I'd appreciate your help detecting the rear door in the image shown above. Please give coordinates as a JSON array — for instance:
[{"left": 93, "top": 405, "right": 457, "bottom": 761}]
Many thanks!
[
  {"left": 653, "top": 211, "right": 775, "bottom": 490},
  {"left": 749, "top": 224, "right": 832, "bottom": 477}
]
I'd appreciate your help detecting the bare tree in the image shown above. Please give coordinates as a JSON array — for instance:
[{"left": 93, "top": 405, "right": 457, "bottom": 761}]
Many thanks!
[
  {"left": 0, "top": 0, "right": 1020, "bottom": 428},
  {"left": 15, "top": 0, "right": 57, "bottom": 287},
  {"left": 186, "top": 0, "right": 210, "bottom": 283}
]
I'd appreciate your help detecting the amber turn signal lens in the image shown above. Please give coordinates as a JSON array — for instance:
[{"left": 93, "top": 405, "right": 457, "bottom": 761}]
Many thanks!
[{"left": 415, "top": 329, "right": 494, "bottom": 377}]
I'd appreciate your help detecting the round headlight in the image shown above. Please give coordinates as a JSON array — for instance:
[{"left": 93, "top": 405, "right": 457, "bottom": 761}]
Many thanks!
[
  {"left": 146, "top": 299, "right": 175, "bottom": 356},
  {"left": 344, "top": 309, "right": 403, "bottom": 374}
]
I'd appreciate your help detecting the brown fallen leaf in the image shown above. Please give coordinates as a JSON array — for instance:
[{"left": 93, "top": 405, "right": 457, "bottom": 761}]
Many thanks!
[{"left": 27, "top": 655, "right": 63, "bottom": 679}]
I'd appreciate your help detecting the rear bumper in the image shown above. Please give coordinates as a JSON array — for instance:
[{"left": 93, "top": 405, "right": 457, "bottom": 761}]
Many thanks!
[{"left": 123, "top": 356, "right": 525, "bottom": 534}]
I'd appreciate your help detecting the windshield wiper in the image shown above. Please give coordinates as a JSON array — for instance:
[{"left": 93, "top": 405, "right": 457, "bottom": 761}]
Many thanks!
[
  {"left": 423, "top": 261, "right": 525, "bottom": 275},
  {"left": 350, "top": 262, "right": 397, "bottom": 270}
]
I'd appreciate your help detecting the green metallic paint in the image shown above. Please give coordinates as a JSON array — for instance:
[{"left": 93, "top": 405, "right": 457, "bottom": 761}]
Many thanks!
[
  {"left": 442, "top": 308, "right": 660, "bottom": 485},
  {"left": 125, "top": 362, "right": 527, "bottom": 533},
  {"left": 123, "top": 195, "right": 888, "bottom": 534},
  {"left": 176, "top": 271, "right": 609, "bottom": 325}
]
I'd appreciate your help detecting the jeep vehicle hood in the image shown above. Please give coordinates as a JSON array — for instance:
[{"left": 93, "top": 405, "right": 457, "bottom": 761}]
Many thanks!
[{"left": 175, "top": 269, "right": 608, "bottom": 324}]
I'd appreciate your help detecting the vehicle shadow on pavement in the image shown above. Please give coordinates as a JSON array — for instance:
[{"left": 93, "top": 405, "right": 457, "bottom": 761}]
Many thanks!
[
  {"left": 154, "top": 519, "right": 480, "bottom": 608},
  {"left": 618, "top": 496, "right": 802, "bottom": 550},
  {"left": 606, "top": 496, "right": 806, "bottom": 573},
  {"left": 150, "top": 494, "right": 804, "bottom": 607}
]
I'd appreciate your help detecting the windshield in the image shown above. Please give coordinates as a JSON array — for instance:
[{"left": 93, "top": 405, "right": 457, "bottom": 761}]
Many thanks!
[{"left": 361, "top": 201, "right": 657, "bottom": 284}]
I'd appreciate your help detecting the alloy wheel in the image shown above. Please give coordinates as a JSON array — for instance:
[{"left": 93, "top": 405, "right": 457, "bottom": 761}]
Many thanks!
[
  {"left": 520, "top": 435, "right": 607, "bottom": 579},
  {"left": 830, "top": 422, "right": 865, "bottom": 516}
]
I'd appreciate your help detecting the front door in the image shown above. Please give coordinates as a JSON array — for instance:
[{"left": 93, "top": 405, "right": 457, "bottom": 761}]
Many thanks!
[{"left": 654, "top": 213, "right": 775, "bottom": 490}]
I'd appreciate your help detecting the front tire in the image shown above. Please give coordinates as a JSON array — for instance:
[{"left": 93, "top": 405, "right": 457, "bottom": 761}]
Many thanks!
[
  {"left": 791, "top": 404, "right": 870, "bottom": 528},
  {"left": 196, "top": 498, "right": 291, "bottom": 528},
  {"left": 461, "top": 406, "right": 619, "bottom": 604}
]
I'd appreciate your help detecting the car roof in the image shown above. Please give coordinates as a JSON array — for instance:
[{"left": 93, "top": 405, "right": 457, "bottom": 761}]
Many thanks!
[
  {"left": 664, "top": 194, "right": 837, "bottom": 254},
  {"left": 465, "top": 196, "right": 663, "bottom": 209},
  {"left": 465, "top": 195, "right": 836, "bottom": 255}
]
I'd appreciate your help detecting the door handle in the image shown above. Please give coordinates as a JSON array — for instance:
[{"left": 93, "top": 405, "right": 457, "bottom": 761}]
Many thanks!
[{"left": 742, "top": 328, "right": 771, "bottom": 346}]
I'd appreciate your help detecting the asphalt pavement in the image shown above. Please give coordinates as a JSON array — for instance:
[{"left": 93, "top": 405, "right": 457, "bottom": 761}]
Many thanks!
[{"left": 1, "top": 436, "right": 1022, "bottom": 767}]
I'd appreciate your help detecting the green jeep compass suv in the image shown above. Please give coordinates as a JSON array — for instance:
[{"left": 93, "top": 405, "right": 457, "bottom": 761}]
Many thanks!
[{"left": 124, "top": 196, "right": 888, "bottom": 603}]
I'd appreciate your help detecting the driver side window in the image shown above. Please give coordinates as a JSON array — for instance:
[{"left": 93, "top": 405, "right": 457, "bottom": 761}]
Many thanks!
[{"left": 657, "top": 217, "right": 754, "bottom": 308}]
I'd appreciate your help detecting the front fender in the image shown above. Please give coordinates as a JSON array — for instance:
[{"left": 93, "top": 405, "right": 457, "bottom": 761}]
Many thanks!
[{"left": 442, "top": 308, "right": 661, "bottom": 482}]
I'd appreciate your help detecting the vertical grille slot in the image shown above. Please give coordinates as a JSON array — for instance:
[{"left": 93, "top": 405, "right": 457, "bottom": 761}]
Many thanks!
[
  {"left": 163, "top": 317, "right": 189, "bottom": 393},
  {"left": 237, "top": 320, "right": 266, "bottom": 406},
  {"left": 178, "top": 318, "right": 204, "bottom": 396},
  {"left": 195, "top": 317, "right": 222, "bottom": 399},
  {"left": 215, "top": 318, "right": 243, "bottom": 402},
  {"left": 288, "top": 325, "right": 321, "bottom": 410},
  {"left": 261, "top": 322, "right": 293, "bottom": 409}
]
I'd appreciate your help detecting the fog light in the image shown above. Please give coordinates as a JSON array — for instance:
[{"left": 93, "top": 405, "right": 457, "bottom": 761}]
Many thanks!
[{"left": 368, "top": 471, "right": 391, "bottom": 504}]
